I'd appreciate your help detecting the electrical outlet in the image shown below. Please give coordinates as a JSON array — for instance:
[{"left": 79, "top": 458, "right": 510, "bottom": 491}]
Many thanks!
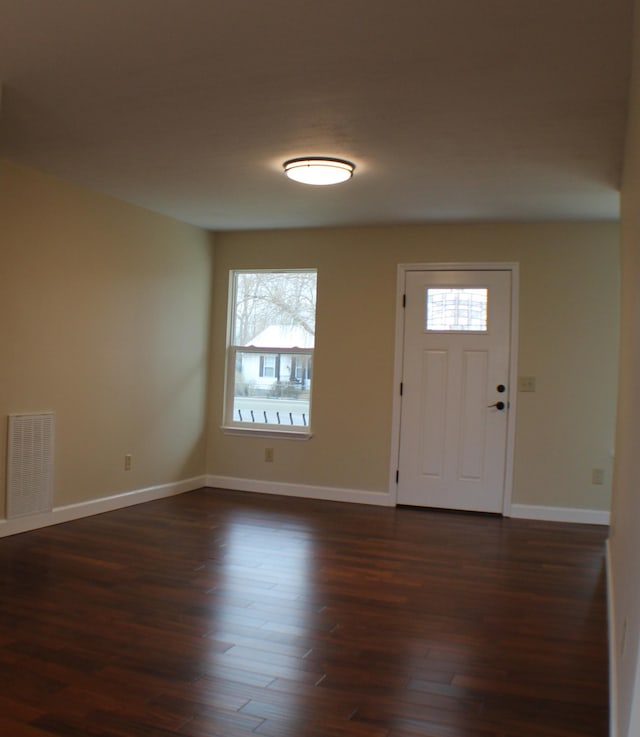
[
  {"left": 124, "top": 454, "right": 132, "bottom": 471},
  {"left": 264, "top": 448, "right": 274, "bottom": 463},
  {"left": 591, "top": 468, "right": 604, "bottom": 485}
]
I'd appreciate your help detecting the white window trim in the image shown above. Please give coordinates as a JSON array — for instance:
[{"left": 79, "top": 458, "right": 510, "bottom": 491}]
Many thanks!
[
  {"left": 223, "top": 269, "right": 316, "bottom": 438},
  {"left": 221, "top": 426, "right": 313, "bottom": 440}
]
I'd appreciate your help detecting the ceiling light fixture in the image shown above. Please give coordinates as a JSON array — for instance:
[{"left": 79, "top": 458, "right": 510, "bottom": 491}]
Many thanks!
[{"left": 283, "top": 157, "right": 355, "bottom": 185}]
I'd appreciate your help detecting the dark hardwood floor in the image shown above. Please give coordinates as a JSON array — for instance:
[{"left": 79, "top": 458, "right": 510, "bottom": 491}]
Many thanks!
[{"left": 0, "top": 488, "right": 608, "bottom": 737}]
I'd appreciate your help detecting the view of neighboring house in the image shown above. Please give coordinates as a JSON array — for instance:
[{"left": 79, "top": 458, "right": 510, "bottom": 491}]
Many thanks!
[
  {"left": 238, "top": 324, "right": 314, "bottom": 397},
  {"left": 231, "top": 324, "right": 314, "bottom": 427}
]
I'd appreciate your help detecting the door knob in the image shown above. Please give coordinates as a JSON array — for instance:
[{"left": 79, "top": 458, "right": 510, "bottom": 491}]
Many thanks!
[
  {"left": 496, "top": 384, "right": 506, "bottom": 393},
  {"left": 488, "top": 401, "right": 505, "bottom": 410}
]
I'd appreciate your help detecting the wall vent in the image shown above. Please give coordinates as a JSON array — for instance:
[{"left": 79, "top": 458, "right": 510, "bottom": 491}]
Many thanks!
[{"left": 6, "top": 412, "right": 54, "bottom": 519}]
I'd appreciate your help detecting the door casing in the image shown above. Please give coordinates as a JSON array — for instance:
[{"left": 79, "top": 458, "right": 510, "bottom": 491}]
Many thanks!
[{"left": 389, "top": 262, "right": 519, "bottom": 515}]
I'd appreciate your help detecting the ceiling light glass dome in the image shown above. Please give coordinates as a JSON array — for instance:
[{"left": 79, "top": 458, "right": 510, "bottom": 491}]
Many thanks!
[{"left": 283, "top": 157, "right": 355, "bottom": 185}]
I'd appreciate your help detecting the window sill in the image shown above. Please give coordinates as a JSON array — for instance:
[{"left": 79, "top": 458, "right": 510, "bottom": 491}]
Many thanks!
[{"left": 221, "top": 426, "right": 313, "bottom": 440}]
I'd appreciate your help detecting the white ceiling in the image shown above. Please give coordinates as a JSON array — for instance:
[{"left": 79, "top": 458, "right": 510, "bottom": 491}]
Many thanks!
[{"left": 0, "top": 0, "right": 633, "bottom": 230}]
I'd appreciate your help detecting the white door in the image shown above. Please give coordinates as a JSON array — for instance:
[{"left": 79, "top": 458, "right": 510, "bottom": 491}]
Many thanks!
[{"left": 397, "top": 269, "right": 512, "bottom": 513}]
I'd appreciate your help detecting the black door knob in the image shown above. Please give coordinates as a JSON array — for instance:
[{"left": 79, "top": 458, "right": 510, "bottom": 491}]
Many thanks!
[
  {"left": 497, "top": 384, "right": 506, "bottom": 393},
  {"left": 487, "top": 401, "right": 505, "bottom": 410}
]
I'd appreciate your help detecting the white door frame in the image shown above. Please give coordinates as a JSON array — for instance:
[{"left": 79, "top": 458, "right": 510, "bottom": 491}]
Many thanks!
[{"left": 389, "top": 262, "right": 519, "bottom": 515}]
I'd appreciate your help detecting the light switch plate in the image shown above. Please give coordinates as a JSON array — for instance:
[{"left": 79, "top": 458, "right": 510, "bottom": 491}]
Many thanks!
[{"left": 518, "top": 376, "right": 536, "bottom": 392}]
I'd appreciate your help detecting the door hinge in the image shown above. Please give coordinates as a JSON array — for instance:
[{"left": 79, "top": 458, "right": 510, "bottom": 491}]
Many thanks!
[
  {"left": 396, "top": 470, "right": 399, "bottom": 484},
  {"left": 402, "top": 294, "right": 406, "bottom": 308},
  {"left": 400, "top": 382, "right": 404, "bottom": 396}
]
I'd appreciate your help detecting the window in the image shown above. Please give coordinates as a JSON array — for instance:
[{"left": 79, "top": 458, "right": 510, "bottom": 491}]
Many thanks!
[
  {"left": 259, "top": 354, "right": 277, "bottom": 378},
  {"left": 225, "top": 269, "right": 317, "bottom": 435},
  {"left": 425, "top": 288, "right": 488, "bottom": 332}
]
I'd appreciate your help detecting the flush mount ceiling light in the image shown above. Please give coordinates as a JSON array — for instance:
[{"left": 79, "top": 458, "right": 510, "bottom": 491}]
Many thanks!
[{"left": 283, "top": 157, "right": 355, "bottom": 185}]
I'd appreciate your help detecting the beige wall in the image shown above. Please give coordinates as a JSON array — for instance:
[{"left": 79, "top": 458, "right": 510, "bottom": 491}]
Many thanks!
[
  {"left": 0, "top": 160, "right": 213, "bottom": 517},
  {"left": 208, "top": 222, "right": 619, "bottom": 511},
  {"left": 2, "top": 160, "right": 615, "bottom": 520},
  {"left": 611, "top": 1, "right": 640, "bottom": 734}
]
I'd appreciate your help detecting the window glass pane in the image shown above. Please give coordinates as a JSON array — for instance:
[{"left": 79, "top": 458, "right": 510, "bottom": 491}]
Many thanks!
[
  {"left": 227, "top": 269, "right": 317, "bottom": 430},
  {"left": 232, "top": 351, "right": 312, "bottom": 427},
  {"left": 233, "top": 271, "right": 317, "bottom": 347},
  {"left": 426, "top": 288, "right": 488, "bottom": 331}
]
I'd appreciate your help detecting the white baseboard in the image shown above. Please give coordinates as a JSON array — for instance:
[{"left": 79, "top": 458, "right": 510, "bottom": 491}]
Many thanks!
[
  {"left": 4, "top": 479, "right": 606, "bottom": 537},
  {"left": 510, "top": 504, "right": 610, "bottom": 525},
  {"left": 0, "top": 475, "right": 207, "bottom": 538},
  {"left": 205, "top": 475, "right": 394, "bottom": 507},
  {"left": 606, "top": 539, "right": 618, "bottom": 737},
  {"left": 204, "top": 480, "right": 610, "bottom": 521}
]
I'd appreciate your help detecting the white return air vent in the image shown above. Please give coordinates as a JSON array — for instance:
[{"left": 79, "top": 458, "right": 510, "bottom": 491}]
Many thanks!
[{"left": 6, "top": 412, "right": 54, "bottom": 519}]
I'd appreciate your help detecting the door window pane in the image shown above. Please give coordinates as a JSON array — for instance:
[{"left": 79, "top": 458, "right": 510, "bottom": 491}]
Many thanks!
[{"left": 426, "top": 288, "right": 488, "bottom": 331}]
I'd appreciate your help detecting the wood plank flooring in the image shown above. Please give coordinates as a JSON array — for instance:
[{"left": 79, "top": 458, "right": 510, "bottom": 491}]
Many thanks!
[{"left": 0, "top": 489, "right": 608, "bottom": 737}]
